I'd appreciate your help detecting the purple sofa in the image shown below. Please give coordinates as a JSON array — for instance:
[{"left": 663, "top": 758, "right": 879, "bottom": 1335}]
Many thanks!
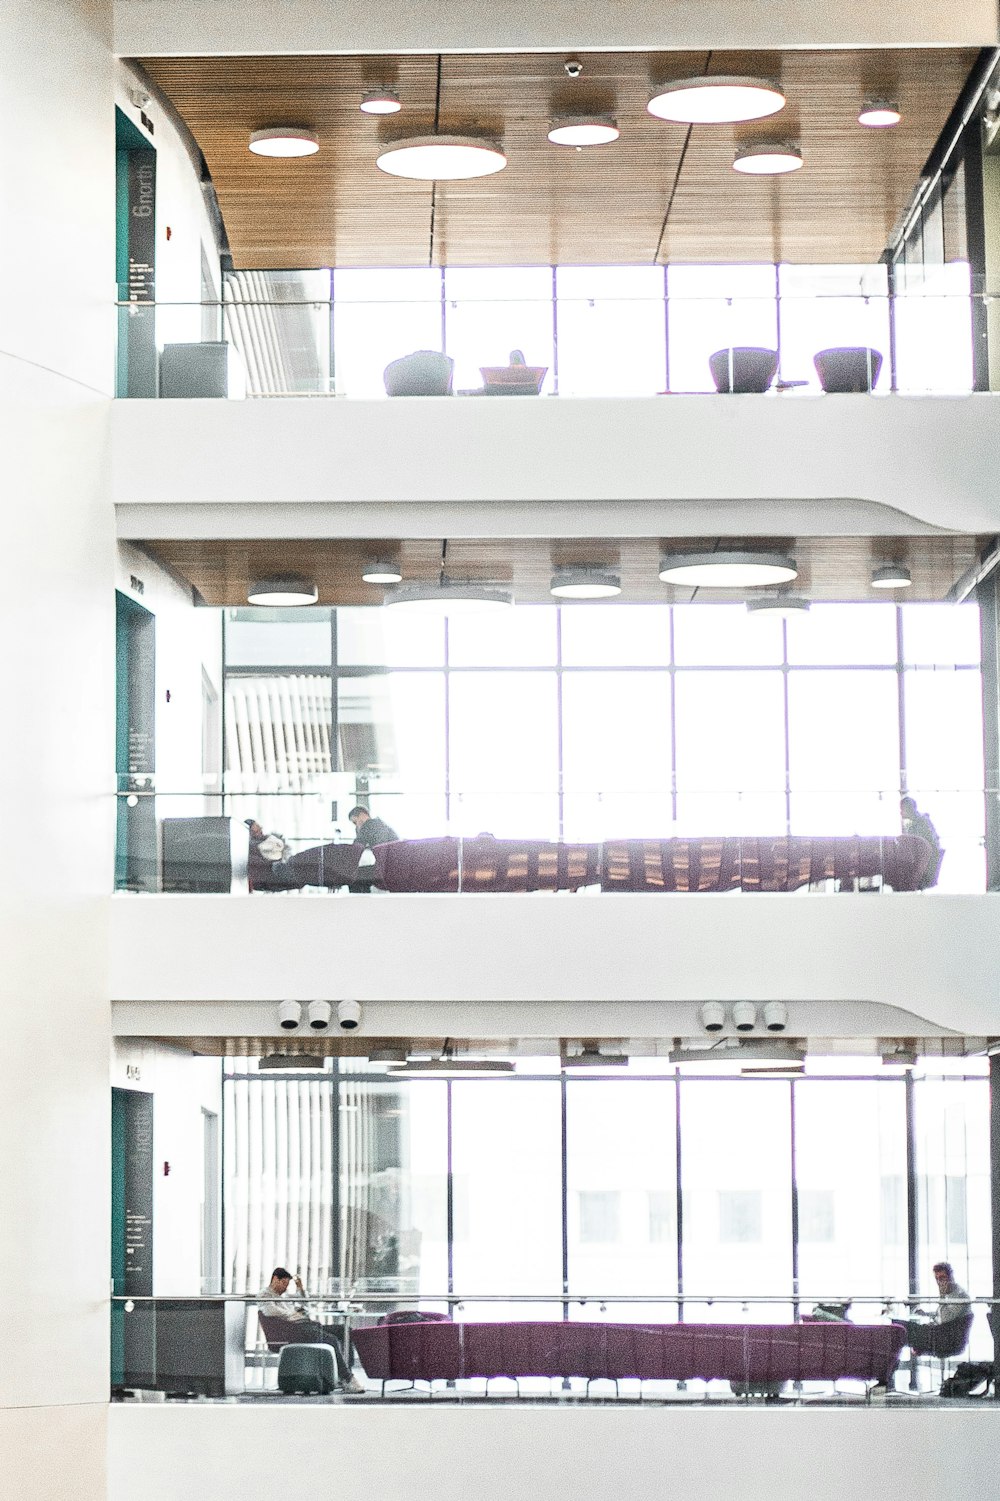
[
  {"left": 351, "top": 1319, "right": 905, "bottom": 1390},
  {"left": 371, "top": 835, "right": 930, "bottom": 894}
]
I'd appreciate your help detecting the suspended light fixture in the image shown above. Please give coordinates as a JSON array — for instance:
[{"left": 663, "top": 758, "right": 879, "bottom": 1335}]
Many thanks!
[
  {"left": 746, "top": 594, "right": 810, "bottom": 617},
  {"left": 249, "top": 127, "right": 319, "bottom": 158},
  {"left": 659, "top": 552, "right": 798, "bottom": 589},
  {"left": 550, "top": 567, "right": 622, "bottom": 599},
  {"left": 386, "top": 581, "right": 512, "bottom": 613},
  {"left": 733, "top": 141, "right": 803, "bottom": 175},
  {"left": 647, "top": 76, "right": 785, "bottom": 125},
  {"left": 871, "top": 562, "right": 912, "bottom": 589},
  {"left": 247, "top": 574, "right": 319, "bottom": 606},
  {"left": 376, "top": 55, "right": 506, "bottom": 180},
  {"left": 858, "top": 99, "right": 901, "bottom": 128},
  {"left": 361, "top": 559, "right": 404, "bottom": 585},
  {"left": 547, "top": 116, "right": 619, "bottom": 146},
  {"left": 361, "top": 88, "right": 402, "bottom": 115}
]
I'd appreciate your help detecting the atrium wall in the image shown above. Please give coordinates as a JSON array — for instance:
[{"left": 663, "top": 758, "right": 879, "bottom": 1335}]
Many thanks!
[{"left": 0, "top": 2, "right": 115, "bottom": 1499}]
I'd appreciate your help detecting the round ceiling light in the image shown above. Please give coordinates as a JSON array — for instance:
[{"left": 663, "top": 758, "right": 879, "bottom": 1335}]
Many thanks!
[
  {"left": 746, "top": 595, "right": 811, "bottom": 617},
  {"left": 547, "top": 116, "right": 620, "bottom": 147},
  {"left": 360, "top": 88, "right": 402, "bottom": 115},
  {"left": 858, "top": 99, "right": 901, "bottom": 128},
  {"left": 385, "top": 581, "right": 513, "bottom": 613},
  {"left": 376, "top": 135, "right": 507, "bottom": 180},
  {"left": 647, "top": 76, "right": 785, "bottom": 125},
  {"left": 550, "top": 568, "right": 622, "bottom": 599},
  {"left": 659, "top": 552, "right": 798, "bottom": 589},
  {"left": 249, "top": 128, "right": 319, "bottom": 158},
  {"left": 871, "top": 562, "right": 912, "bottom": 589},
  {"left": 247, "top": 575, "right": 319, "bottom": 606},
  {"left": 733, "top": 141, "right": 803, "bottom": 175},
  {"left": 362, "top": 560, "right": 404, "bottom": 585}
]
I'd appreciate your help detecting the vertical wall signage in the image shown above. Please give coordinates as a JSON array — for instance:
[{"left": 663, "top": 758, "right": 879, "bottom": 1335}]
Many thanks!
[
  {"left": 126, "top": 148, "right": 157, "bottom": 397},
  {"left": 112, "top": 1087, "right": 156, "bottom": 1389},
  {"left": 116, "top": 593, "right": 157, "bottom": 892}
]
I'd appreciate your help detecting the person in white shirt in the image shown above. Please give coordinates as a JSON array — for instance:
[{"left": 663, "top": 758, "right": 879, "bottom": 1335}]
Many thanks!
[
  {"left": 902, "top": 1261, "right": 973, "bottom": 1356},
  {"left": 258, "top": 1266, "right": 364, "bottom": 1392}
]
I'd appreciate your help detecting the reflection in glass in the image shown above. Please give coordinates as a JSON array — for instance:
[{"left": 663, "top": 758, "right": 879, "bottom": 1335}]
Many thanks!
[
  {"left": 444, "top": 267, "right": 554, "bottom": 393},
  {"left": 794, "top": 1080, "right": 908, "bottom": 1307},
  {"left": 777, "top": 265, "right": 890, "bottom": 392},
  {"left": 332, "top": 268, "right": 442, "bottom": 397},
  {"left": 556, "top": 266, "right": 666, "bottom": 396},
  {"left": 566, "top": 1080, "right": 677, "bottom": 1320},
  {"left": 451, "top": 1080, "right": 563, "bottom": 1319},
  {"left": 667, "top": 265, "right": 777, "bottom": 393},
  {"left": 680, "top": 1080, "right": 793, "bottom": 1320},
  {"left": 337, "top": 673, "right": 446, "bottom": 836}
]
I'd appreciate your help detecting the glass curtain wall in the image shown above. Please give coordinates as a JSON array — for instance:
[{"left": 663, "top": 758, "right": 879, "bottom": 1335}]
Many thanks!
[
  {"left": 222, "top": 602, "right": 985, "bottom": 888},
  {"left": 223, "top": 1063, "right": 992, "bottom": 1346}
]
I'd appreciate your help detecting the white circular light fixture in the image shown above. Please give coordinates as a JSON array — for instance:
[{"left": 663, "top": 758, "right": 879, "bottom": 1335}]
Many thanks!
[
  {"left": 647, "top": 76, "right": 785, "bottom": 125},
  {"left": 385, "top": 581, "right": 513, "bottom": 613},
  {"left": 733, "top": 141, "right": 803, "bottom": 175},
  {"left": 361, "top": 88, "right": 402, "bottom": 116},
  {"left": 746, "top": 595, "right": 811, "bottom": 617},
  {"left": 858, "top": 99, "right": 901, "bottom": 128},
  {"left": 550, "top": 568, "right": 622, "bottom": 599},
  {"left": 249, "top": 128, "right": 319, "bottom": 158},
  {"left": 659, "top": 552, "right": 798, "bottom": 589},
  {"left": 547, "top": 116, "right": 619, "bottom": 147},
  {"left": 247, "top": 575, "right": 319, "bottom": 606},
  {"left": 376, "top": 135, "right": 507, "bottom": 180},
  {"left": 362, "top": 560, "right": 404, "bottom": 585},
  {"left": 871, "top": 563, "right": 912, "bottom": 589}
]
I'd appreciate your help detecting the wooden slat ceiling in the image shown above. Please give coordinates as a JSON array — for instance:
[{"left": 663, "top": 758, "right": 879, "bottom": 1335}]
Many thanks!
[
  {"left": 140, "top": 534, "right": 982, "bottom": 606},
  {"left": 138, "top": 49, "right": 977, "bottom": 269}
]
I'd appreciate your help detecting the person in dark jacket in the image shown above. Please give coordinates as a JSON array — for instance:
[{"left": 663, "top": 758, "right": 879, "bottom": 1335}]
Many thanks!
[
  {"left": 900, "top": 796, "right": 944, "bottom": 888},
  {"left": 348, "top": 806, "right": 399, "bottom": 848}
]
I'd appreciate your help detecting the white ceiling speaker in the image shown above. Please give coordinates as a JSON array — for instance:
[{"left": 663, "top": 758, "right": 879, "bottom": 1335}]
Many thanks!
[
  {"left": 249, "top": 128, "right": 319, "bottom": 158},
  {"left": 733, "top": 141, "right": 803, "bottom": 175},
  {"left": 763, "top": 1002, "right": 788, "bottom": 1032},
  {"left": 308, "top": 1001, "right": 332, "bottom": 1031},
  {"left": 647, "top": 76, "right": 785, "bottom": 125},
  {"left": 337, "top": 1000, "right": 361, "bottom": 1031},
  {"left": 700, "top": 1002, "right": 726, "bottom": 1034},
  {"left": 732, "top": 1001, "right": 757, "bottom": 1033},
  {"left": 278, "top": 1000, "right": 303, "bottom": 1031},
  {"left": 376, "top": 135, "right": 507, "bottom": 180},
  {"left": 858, "top": 99, "right": 901, "bottom": 128},
  {"left": 550, "top": 567, "right": 622, "bottom": 599},
  {"left": 871, "top": 563, "right": 912, "bottom": 589},
  {"left": 659, "top": 552, "right": 798, "bottom": 589},
  {"left": 247, "top": 575, "right": 318, "bottom": 606},
  {"left": 361, "top": 88, "right": 401, "bottom": 115},
  {"left": 547, "top": 116, "right": 619, "bottom": 146}
]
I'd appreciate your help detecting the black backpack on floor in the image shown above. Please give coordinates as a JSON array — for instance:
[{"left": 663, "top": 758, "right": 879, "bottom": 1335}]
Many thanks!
[{"left": 940, "top": 1361, "right": 994, "bottom": 1398}]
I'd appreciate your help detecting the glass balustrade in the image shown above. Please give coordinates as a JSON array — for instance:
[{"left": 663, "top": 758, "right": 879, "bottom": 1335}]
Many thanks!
[
  {"left": 113, "top": 783, "right": 985, "bottom": 894},
  {"left": 114, "top": 266, "right": 982, "bottom": 399}
]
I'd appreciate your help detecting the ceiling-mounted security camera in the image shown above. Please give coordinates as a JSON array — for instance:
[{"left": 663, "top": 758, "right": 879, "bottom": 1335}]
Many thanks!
[
  {"left": 763, "top": 1002, "right": 788, "bottom": 1033},
  {"left": 564, "top": 59, "right": 584, "bottom": 78},
  {"left": 732, "top": 1002, "right": 757, "bottom": 1033}
]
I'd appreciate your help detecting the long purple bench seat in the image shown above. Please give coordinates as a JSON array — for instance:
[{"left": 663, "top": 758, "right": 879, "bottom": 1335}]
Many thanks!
[
  {"left": 351, "top": 1319, "right": 905, "bottom": 1386},
  {"left": 371, "top": 835, "right": 931, "bottom": 894}
]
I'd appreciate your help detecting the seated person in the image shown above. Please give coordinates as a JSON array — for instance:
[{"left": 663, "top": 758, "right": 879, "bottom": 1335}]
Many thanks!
[
  {"left": 245, "top": 820, "right": 300, "bottom": 892},
  {"left": 245, "top": 819, "right": 367, "bottom": 892},
  {"left": 258, "top": 1266, "right": 364, "bottom": 1392},
  {"left": 347, "top": 806, "right": 400, "bottom": 892},
  {"left": 900, "top": 796, "right": 944, "bottom": 888},
  {"left": 898, "top": 1261, "right": 972, "bottom": 1356}
]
